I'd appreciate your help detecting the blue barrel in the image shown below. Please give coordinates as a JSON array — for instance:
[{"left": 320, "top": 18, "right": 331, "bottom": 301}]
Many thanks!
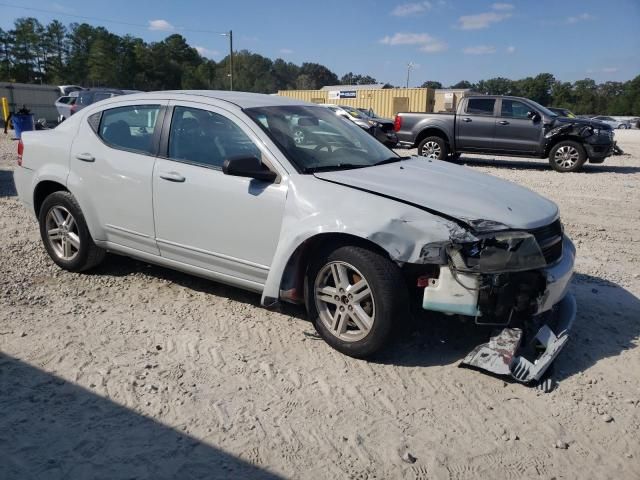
[{"left": 12, "top": 114, "right": 35, "bottom": 139}]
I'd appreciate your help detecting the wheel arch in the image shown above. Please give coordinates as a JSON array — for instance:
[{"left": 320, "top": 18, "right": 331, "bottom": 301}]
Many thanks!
[
  {"left": 276, "top": 232, "right": 393, "bottom": 305},
  {"left": 544, "top": 135, "right": 586, "bottom": 157},
  {"left": 33, "top": 180, "right": 69, "bottom": 217},
  {"left": 415, "top": 127, "right": 451, "bottom": 150}
]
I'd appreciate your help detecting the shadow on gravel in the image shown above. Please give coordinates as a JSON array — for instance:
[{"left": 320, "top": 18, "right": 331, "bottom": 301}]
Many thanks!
[
  {"left": 89, "top": 255, "right": 640, "bottom": 383},
  {"left": 89, "top": 254, "right": 309, "bottom": 321},
  {"left": 373, "top": 274, "right": 640, "bottom": 384},
  {"left": 458, "top": 156, "right": 640, "bottom": 174},
  {"left": 0, "top": 169, "right": 17, "bottom": 197},
  {"left": 0, "top": 352, "right": 283, "bottom": 480}
]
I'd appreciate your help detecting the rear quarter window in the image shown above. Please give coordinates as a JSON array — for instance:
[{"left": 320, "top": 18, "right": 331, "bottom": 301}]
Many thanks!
[{"left": 466, "top": 98, "right": 496, "bottom": 115}]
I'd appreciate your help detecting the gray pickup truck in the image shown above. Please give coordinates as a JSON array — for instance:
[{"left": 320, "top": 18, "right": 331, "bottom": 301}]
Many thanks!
[{"left": 394, "top": 95, "right": 615, "bottom": 172}]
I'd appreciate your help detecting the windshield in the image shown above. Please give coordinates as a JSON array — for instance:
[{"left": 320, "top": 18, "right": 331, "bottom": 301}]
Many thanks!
[
  {"left": 527, "top": 99, "right": 558, "bottom": 117},
  {"left": 244, "top": 105, "right": 399, "bottom": 173},
  {"left": 339, "top": 106, "right": 369, "bottom": 120}
]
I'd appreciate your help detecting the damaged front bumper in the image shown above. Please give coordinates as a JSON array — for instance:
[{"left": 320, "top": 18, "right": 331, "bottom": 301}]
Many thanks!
[
  {"left": 461, "top": 293, "right": 576, "bottom": 383},
  {"left": 422, "top": 236, "right": 576, "bottom": 383}
]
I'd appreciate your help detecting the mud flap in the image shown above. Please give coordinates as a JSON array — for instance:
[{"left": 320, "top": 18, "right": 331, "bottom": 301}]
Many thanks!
[{"left": 460, "top": 293, "right": 577, "bottom": 384}]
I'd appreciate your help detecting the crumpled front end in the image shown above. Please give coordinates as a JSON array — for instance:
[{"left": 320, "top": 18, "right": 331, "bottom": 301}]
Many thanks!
[{"left": 418, "top": 220, "right": 576, "bottom": 384}]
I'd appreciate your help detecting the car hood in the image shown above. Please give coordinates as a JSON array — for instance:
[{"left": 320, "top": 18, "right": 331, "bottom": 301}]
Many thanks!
[
  {"left": 313, "top": 158, "right": 559, "bottom": 230},
  {"left": 553, "top": 116, "right": 611, "bottom": 130}
]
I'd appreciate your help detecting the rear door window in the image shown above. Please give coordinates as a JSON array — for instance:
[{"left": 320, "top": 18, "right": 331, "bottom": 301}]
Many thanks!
[
  {"left": 98, "top": 105, "right": 161, "bottom": 155},
  {"left": 466, "top": 98, "right": 496, "bottom": 115}
]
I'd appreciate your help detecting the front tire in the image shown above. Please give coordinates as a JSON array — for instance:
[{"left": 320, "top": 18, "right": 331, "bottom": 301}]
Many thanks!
[
  {"left": 417, "top": 136, "right": 448, "bottom": 160},
  {"left": 549, "top": 141, "right": 587, "bottom": 172},
  {"left": 39, "top": 191, "right": 105, "bottom": 272},
  {"left": 306, "top": 245, "right": 407, "bottom": 358}
]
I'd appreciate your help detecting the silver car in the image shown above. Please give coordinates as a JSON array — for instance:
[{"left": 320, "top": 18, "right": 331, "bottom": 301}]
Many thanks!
[
  {"left": 14, "top": 91, "right": 576, "bottom": 383},
  {"left": 591, "top": 115, "right": 631, "bottom": 129}
]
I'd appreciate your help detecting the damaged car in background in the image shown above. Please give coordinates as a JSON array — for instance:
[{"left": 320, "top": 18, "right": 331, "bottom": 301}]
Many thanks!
[
  {"left": 395, "top": 95, "right": 617, "bottom": 172},
  {"left": 14, "top": 91, "right": 575, "bottom": 388}
]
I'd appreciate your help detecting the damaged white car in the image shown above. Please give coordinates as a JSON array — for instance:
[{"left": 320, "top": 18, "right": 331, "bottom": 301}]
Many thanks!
[{"left": 14, "top": 91, "right": 576, "bottom": 384}]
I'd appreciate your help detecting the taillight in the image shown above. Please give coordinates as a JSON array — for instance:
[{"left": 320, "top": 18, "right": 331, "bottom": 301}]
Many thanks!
[
  {"left": 394, "top": 115, "right": 402, "bottom": 132},
  {"left": 70, "top": 104, "right": 77, "bottom": 115},
  {"left": 17, "top": 139, "right": 23, "bottom": 166}
]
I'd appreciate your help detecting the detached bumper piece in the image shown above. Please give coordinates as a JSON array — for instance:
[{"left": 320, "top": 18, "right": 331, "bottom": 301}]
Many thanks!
[{"left": 461, "top": 293, "right": 576, "bottom": 384}]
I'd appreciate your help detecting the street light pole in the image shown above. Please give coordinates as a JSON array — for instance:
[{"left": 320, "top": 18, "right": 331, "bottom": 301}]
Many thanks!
[
  {"left": 406, "top": 62, "right": 416, "bottom": 89},
  {"left": 221, "top": 30, "right": 234, "bottom": 91}
]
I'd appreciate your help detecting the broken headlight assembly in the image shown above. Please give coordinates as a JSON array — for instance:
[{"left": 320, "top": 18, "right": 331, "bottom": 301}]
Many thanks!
[{"left": 447, "top": 231, "right": 547, "bottom": 274}]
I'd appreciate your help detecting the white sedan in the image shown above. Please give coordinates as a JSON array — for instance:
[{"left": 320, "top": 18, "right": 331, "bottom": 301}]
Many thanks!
[{"left": 14, "top": 91, "right": 575, "bottom": 383}]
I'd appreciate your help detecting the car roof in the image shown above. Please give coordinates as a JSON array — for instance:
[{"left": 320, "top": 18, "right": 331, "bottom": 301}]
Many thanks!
[{"left": 102, "top": 90, "right": 313, "bottom": 109}]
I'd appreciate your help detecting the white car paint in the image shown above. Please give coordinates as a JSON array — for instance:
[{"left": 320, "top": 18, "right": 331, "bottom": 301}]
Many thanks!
[{"left": 15, "top": 90, "right": 574, "bottom": 318}]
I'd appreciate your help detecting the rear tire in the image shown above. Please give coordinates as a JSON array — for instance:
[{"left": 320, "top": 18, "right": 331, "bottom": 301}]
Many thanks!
[
  {"left": 306, "top": 245, "right": 407, "bottom": 358},
  {"left": 549, "top": 141, "right": 587, "bottom": 172},
  {"left": 39, "top": 191, "right": 105, "bottom": 272},
  {"left": 417, "top": 136, "right": 448, "bottom": 160}
]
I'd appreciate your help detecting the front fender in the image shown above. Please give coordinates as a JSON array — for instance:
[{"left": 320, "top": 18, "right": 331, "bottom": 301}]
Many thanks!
[{"left": 260, "top": 176, "right": 457, "bottom": 305}]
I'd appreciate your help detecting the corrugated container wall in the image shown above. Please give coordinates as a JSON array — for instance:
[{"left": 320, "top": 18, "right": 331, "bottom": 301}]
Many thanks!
[
  {"left": 1, "top": 82, "right": 60, "bottom": 123},
  {"left": 278, "top": 88, "right": 436, "bottom": 118}
]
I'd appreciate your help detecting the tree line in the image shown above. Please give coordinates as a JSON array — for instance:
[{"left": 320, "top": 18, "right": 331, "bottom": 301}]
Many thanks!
[{"left": 1, "top": 17, "right": 638, "bottom": 115}]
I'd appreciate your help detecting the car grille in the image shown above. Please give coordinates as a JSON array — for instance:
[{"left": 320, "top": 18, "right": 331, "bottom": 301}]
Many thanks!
[{"left": 529, "top": 219, "right": 563, "bottom": 265}]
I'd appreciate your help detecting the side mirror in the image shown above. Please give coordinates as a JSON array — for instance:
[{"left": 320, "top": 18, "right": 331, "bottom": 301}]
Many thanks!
[
  {"left": 527, "top": 111, "right": 540, "bottom": 121},
  {"left": 223, "top": 155, "right": 277, "bottom": 183}
]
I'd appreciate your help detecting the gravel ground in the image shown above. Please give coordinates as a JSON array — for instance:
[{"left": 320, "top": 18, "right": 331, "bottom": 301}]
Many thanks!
[{"left": 1, "top": 129, "right": 639, "bottom": 480}]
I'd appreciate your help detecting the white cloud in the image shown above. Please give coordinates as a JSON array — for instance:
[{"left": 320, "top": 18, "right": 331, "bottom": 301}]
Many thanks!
[
  {"left": 506, "top": 45, "right": 516, "bottom": 53},
  {"left": 463, "top": 45, "right": 497, "bottom": 55},
  {"left": 491, "top": 3, "right": 514, "bottom": 10},
  {"left": 567, "top": 13, "right": 595, "bottom": 24},
  {"left": 391, "top": 2, "right": 432, "bottom": 17},
  {"left": 194, "top": 46, "right": 220, "bottom": 58},
  {"left": 380, "top": 32, "right": 434, "bottom": 45},
  {"left": 148, "top": 19, "right": 174, "bottom": 31},
  {"left": 279, "top": 48, "right": 294, "bottom": 55},
  {"left": 457, "top": 11, "right": 512, "bottom": 29},
  {"left": 419, "top": 41, "right": 447, "bottom": 53},
  {"left": 380, "top": 32, "right": 447, "bottom": 53},
  {"left": 602, "top": 67, "right": 619, "bottom": 73}
]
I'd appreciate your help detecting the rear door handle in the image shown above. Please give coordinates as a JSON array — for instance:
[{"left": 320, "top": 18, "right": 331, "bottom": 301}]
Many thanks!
[
  {"left": 75, "top": 153, "right": 95, "bottom": 162},
  {"left": 159, "top": 171, "right": 186, "bottom": 183},
  {"left": 462, "top": 117, "right": 472, "bottom": 122},
  {"left": 498, "top": 120, "right": 510, "bottom": 125}
]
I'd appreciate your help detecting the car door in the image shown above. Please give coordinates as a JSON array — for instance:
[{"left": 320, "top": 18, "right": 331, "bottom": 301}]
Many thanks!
[
  {"left": 493, "top": 99, "right": 543, "bottom": 154},
  {"left": 69, "top": 101, "right": 166, "bottom": 254},
  {"left": 455, "top": 98, "right": 497, "bottom": 150},
  {"left": 152, "top": 101, "right": 287, "bottom": 289}
]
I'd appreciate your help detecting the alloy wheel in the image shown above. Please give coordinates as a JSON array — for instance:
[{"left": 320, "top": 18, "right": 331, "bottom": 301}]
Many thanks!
[
  {"left": 314, "top": 261, "right": 376, "bottom": 342},
  {"left": 554, "top": 145, "right": 580, "bottom": 169},
  {"left": 45, "top": 206, "right": 80, "bottom": 261},
  {"left": 421, "top": 141, "right": 442, "bottom": 159}
]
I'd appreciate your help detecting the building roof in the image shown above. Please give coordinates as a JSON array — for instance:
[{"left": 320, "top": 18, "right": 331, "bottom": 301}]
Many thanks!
[{"left": 320, "top": 84, "right": 385, "bottom": 91}]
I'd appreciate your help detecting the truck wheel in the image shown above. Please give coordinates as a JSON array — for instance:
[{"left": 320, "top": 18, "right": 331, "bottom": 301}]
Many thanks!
[
  {"left": 549, "top": 141, "right": 587, "bottom": 172},
  {"left": 418, "top": 136, "right": 448, "bottom": 160},
  {"left": 38, "top": 191, "right": 105, "bottom": 272},
  {"left": 306, "top": 245, "right": 407, "bottom": 358}
]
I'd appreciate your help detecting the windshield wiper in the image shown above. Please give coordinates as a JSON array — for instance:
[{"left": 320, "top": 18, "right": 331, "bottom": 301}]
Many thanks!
[
  {"left": 372, "top": 156, "right": 410, "bottom": 167},
  {"left": 302, "top": 163, "right": 368, "bottom": 173}
]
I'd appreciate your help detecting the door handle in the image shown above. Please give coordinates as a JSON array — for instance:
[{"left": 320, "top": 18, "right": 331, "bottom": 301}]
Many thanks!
[
  {"left": 462, "top": 117, "right": 472, "bottom": 122},
  {"left": 159, "top": 171, "right": 186, "bottom": 183},
  {"left": 498, "top": 120, "right": 510, "bottom": 125},
  {"left": 75, "top": 153, "right": 95, "bottom": 162}
]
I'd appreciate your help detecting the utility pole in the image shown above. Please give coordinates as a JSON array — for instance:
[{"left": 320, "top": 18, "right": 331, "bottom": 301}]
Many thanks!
[
  {"left": 406, "top": 62, "right": 416, "bottom": 89},
  {"left": 221, "top": 30, "right": 234, "bottom": 91}
]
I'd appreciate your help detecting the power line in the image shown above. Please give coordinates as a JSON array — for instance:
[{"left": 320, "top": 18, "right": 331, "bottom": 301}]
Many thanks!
[{"left": 0, "top": 2, "right": 227, "bottom": 34}]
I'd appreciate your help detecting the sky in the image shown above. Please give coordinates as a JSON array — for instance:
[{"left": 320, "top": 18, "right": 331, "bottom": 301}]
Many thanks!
[{"left": 1, "top": 0, "right": 639, "bottom": 87}]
